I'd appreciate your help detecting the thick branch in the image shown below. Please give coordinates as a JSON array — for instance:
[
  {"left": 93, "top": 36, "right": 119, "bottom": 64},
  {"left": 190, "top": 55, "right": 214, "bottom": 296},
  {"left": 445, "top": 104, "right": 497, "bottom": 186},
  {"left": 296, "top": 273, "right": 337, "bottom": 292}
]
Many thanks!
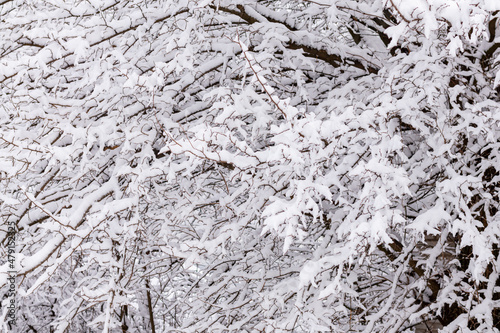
[{"left": 213, "top": 5, "right": 380, "bottom": 74}]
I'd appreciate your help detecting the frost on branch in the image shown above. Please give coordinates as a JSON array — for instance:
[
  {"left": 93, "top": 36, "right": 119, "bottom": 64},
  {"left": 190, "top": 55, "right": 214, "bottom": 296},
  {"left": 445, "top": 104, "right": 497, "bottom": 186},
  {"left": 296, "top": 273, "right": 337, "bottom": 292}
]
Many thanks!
[{"left": 1, "top": 0, "right": 500, "bottom": 332}]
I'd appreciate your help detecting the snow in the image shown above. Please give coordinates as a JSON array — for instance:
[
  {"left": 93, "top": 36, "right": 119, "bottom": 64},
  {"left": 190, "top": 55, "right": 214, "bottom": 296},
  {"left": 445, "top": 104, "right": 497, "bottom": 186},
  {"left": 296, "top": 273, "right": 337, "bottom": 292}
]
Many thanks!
[{"left": 2, "top": 0, "right": 500, "bottom": 331}]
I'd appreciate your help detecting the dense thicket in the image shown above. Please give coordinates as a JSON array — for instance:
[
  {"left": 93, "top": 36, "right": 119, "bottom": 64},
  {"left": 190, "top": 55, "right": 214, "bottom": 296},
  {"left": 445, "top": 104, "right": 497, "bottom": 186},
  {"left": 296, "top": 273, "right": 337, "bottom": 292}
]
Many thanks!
[{"left": 1, "top": 0, "right": 500, "bottom": 332}]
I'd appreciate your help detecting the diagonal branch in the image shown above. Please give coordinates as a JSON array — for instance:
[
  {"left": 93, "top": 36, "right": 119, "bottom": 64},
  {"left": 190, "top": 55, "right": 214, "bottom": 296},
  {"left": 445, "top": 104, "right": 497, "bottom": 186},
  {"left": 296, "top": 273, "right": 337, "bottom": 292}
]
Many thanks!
[{"left": 213, "top": 5, "right": 380, "bottom": 74}]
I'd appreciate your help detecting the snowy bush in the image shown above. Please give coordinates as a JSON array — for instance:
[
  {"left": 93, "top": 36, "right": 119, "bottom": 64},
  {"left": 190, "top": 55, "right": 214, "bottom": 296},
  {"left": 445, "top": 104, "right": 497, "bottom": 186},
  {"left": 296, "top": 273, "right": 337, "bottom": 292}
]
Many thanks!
[{"left": 1, "top": 0, "right": 500, "bottom": 331}]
